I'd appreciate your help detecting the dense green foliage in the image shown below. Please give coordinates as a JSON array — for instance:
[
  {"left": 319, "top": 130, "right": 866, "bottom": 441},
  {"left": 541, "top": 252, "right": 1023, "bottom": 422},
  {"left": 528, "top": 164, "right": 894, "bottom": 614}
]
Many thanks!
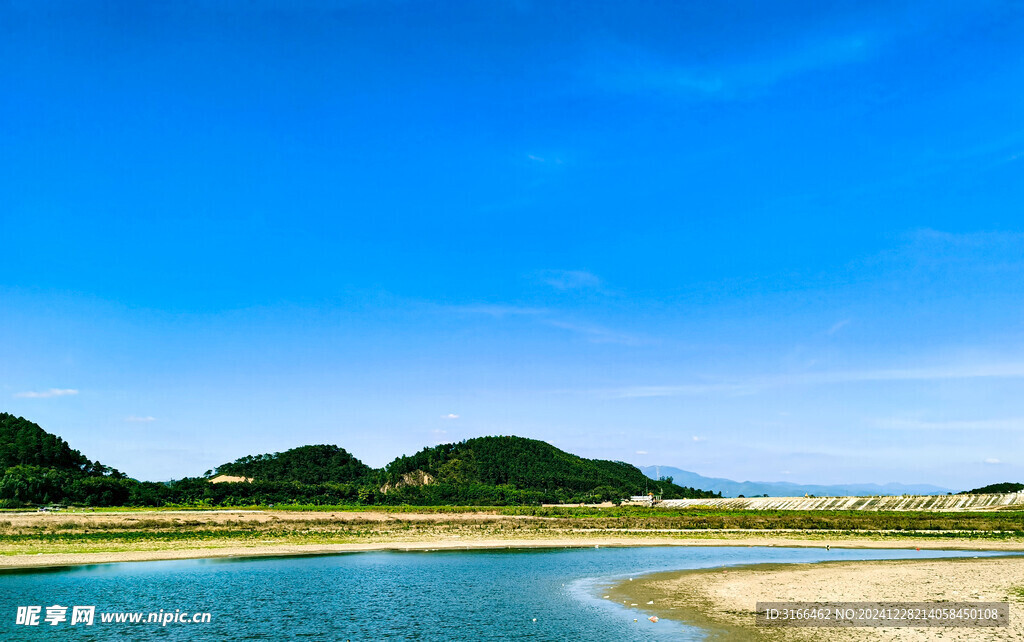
[
  {"left": 960, "top": 482, "right": 1024, "bottom": 495},
  {"left": 214, "top": 444, "right": 373, "bottom": 484},
  {"left": 0, "top": 413, "right": 127, "bottom": 507},
  {"left": 0, "top": 413, "right": 119, "bottom": 476},
  {"left": 1, "top": 415, "right": 719, "bottom": 508},
  {"left": 383, "top": 436, "right": 719, "bottom": 503}
]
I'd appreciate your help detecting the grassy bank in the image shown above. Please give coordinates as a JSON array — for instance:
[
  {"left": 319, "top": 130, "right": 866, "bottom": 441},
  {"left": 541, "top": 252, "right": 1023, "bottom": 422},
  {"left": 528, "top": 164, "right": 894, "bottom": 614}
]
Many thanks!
[
  {"left": 8, "top": 503, "right": 1024, "bottom": 523},
  {"left": 2, "top": 507, "right": 1024, "bottom": 557}
]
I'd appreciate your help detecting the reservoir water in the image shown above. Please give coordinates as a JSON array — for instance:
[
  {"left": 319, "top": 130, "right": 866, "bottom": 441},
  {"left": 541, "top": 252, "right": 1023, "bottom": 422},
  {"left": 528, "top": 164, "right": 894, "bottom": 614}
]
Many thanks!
[{"left": 0, "top": 546, "right": 1006, "bottom": 640}]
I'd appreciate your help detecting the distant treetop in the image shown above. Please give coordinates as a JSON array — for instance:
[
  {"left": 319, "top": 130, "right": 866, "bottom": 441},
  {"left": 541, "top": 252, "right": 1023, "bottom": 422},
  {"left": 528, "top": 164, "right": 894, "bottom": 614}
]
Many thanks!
[
  {"left": 384, "top": 435, "right": 719, "bottom": 500},
  {"left": 214, "top": 444, "right": 373, "bottom": 484},
  {"left": 960, "top": 482, "right": 1024, "bottom": 495},
  {"left": 0, "top": 412, "right": 120, "bottom": 477}
]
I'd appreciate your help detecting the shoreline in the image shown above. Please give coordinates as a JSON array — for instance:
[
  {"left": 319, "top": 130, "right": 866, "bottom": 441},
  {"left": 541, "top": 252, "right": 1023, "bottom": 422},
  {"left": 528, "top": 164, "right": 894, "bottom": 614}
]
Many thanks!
[
  {"left": 3, "top": 535, "right": 1024, "bottom": 571},
  {"left": 613, "top": 556, "right": 1024, "bottom": 641},
  {"left": 7, "top": 533, "right": 1024, "bottom": 640}
]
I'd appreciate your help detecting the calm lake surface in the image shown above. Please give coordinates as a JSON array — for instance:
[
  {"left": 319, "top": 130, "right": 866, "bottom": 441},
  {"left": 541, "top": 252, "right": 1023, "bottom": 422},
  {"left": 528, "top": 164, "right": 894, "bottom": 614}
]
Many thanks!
[{"left": 0, "top": 546, "right": 1007, "bottom": 640}]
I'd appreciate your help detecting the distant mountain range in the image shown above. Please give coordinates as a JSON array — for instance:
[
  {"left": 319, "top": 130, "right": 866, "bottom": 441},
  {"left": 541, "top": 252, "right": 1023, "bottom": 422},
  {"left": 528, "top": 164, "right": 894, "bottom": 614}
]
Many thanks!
[{"left": 641, "top": 465, "right": 954, "bottom": 498}]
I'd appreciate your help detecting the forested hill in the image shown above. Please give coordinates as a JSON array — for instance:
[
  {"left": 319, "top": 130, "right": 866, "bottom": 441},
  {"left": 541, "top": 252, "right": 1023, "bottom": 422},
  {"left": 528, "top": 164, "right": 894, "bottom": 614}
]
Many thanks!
[
  {"left": 0, "top": 412, "right": 120, "bottom": 476},
  {"left": 1, "top": 413, "right": 128, "bottom": 507},
  {"left": 960, "top": 482, "right": 1024, "bottom": 495},
  {"left": 383, "top": 436, "right": 718, "bottom": 501},
  {"left": 213, "top": 444, "right": 372, "bottom": 484},
  {"left": 3, "top": 414, "right": 719, "bottom": 507}
]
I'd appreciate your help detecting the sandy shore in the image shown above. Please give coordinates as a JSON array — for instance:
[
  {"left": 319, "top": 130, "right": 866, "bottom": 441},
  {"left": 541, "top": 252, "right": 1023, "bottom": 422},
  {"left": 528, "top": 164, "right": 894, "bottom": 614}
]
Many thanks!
[{"left": 615, "top": 556, "right": 1024, "bottom": 641}]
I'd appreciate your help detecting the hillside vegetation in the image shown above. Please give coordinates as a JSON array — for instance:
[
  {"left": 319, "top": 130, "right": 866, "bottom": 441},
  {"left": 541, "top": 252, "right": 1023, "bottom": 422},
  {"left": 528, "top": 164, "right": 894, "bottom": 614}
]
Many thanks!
[
  {"left": 213, "top": 445, "right": 372, "bottom": 484},
  {"left": 382, "top": 436, "right": 715, "bottom": 504},
  {"left": 960, "top": 482, "right": 1024, "bottom": 495},
  {"left": 1, "top": 415, "right": 717, "bottom": 507},
  {"left": 0, "top": 413, "right": 127, "bottom": 506},
  {"left": 1, "top": 413, "right": 117, "bottom": 475}
]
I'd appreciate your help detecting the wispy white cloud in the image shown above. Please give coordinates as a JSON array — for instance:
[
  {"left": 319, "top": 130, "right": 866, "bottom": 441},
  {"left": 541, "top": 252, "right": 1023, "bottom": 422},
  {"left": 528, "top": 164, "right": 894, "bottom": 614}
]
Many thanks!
[
  {"left": 125, "top": 416, "right": 157, "bottom": 422},
  {"left": 538, "top": 269, "right": 603, "bottom": 291},
  {"left": 635, "top": 450, "right": 648, "bottom": 455},
  {"left": 527, "top": 154, "right": 563, "bottom": 164},
  {"left": 448, "top": 298, "right": 643, "bottom": 347},
  {"left": 604, "top": 362, "right": 1024, "bottom": 398},
  {"left": 441, "top": 414, "right": 459, "bottom": 420},
  {"left": 886, "top": 229, "right": 1024, "bottom": 273},
  {"left": 827, "top": 319, "right": 851, "bottom": 335},
  {"left": 908, "top": 228, "right": 1024, "bottom": 249},
  {"left": 692, "top": 436, "right": 705, "bottom": 442},
  {"left": 546, "top": 319, "right": 645, "bottom": 346},
  {"left": 877, "top": 417, "right": 1024, "bottom": 431},
  {"left": 586, "top": 33, "right": 876, "bottom": 99},
  {"left": 453, "top": 305, "right": 547, "bottom": 318},
  {"left": 14, "top": 388, "right": 78, "bottom": 399},
  {"left": 984, "top": 458, "right": 1002, "bottom": 465},
  {"left": 608, "top": 382, "right": 760, "bottom": 398},
  {"left": 801, "top": 363, "right": 1024, "bottom": 385}
]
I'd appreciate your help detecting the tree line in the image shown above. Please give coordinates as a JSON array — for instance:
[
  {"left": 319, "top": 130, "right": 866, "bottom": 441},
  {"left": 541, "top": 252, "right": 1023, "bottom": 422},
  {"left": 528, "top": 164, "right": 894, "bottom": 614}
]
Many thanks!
[{"left": 1, "top": 413, "right": 720, "bottom": 507}]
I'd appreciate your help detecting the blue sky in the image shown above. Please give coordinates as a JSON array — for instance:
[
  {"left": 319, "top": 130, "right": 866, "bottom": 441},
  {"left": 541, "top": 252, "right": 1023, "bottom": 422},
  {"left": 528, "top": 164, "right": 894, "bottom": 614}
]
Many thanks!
[{"left": 2, "top": 1, "right": 1023, "bottom": 488}]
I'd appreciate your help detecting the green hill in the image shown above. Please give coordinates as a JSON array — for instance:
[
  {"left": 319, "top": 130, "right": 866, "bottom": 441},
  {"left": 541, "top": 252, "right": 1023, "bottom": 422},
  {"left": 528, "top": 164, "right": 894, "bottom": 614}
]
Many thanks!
[
  {"left": 960, "top": 482, "right": 1024, "bottom": 495},
  {"left": 213, "top": 444, "right": 372, "bottom": 484},
  {"left": 0, "top": 412, "right": 120, "bottom": 477},
  {"left": 2, "top": 413, "right": 718, "bottom": 507},
  {"left": 382, "top": 435, "right": 718, "bottom": 503},
  {"left": 0, "top": 413, "right": 128, "bottom": 506},
  {"left": 208, "top": 436, "right": 718, "bottom": 505}
]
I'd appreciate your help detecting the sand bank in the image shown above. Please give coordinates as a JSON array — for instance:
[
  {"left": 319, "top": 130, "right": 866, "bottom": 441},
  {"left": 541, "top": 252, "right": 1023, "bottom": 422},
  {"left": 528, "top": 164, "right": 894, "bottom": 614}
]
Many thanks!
[{"left": 614, "top": 556, "right": 1024, "bottom": 641}]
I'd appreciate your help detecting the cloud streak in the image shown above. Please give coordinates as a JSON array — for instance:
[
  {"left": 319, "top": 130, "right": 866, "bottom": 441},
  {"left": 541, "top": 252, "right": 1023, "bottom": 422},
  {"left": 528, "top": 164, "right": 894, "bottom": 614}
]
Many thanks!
[
  {"left": 452, "top": 304, "right": 547, "bottom": 318},
  {"left": 605, "top": 362, "right": 1024, "bottom": 398},
  {"left": 587, "top": 33, "right": 876, "bottom": 99},
  {"left": 448, "top": 298, "right": 645, "bottom": 346},
  {"left": 14, "top": 388, "right": 78, "bottom": 399},
  {"left": 537, "top": 269, "right": 603, "bottom": 291},
  {"left": 827, "top": 319, "right": 851, "bottom": 335},
  {"left": 877, "top": 417, "right": 1024, "bottom": 431},
  {"left": 545, "top": 319, "right": 646, "bottom": 346}
]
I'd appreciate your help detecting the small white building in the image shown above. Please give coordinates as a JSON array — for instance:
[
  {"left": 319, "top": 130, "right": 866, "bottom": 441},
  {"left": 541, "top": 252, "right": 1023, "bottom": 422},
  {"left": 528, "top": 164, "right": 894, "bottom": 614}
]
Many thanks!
[{"left": 624, "top": 493, "right": 662, "bottom": 505}]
